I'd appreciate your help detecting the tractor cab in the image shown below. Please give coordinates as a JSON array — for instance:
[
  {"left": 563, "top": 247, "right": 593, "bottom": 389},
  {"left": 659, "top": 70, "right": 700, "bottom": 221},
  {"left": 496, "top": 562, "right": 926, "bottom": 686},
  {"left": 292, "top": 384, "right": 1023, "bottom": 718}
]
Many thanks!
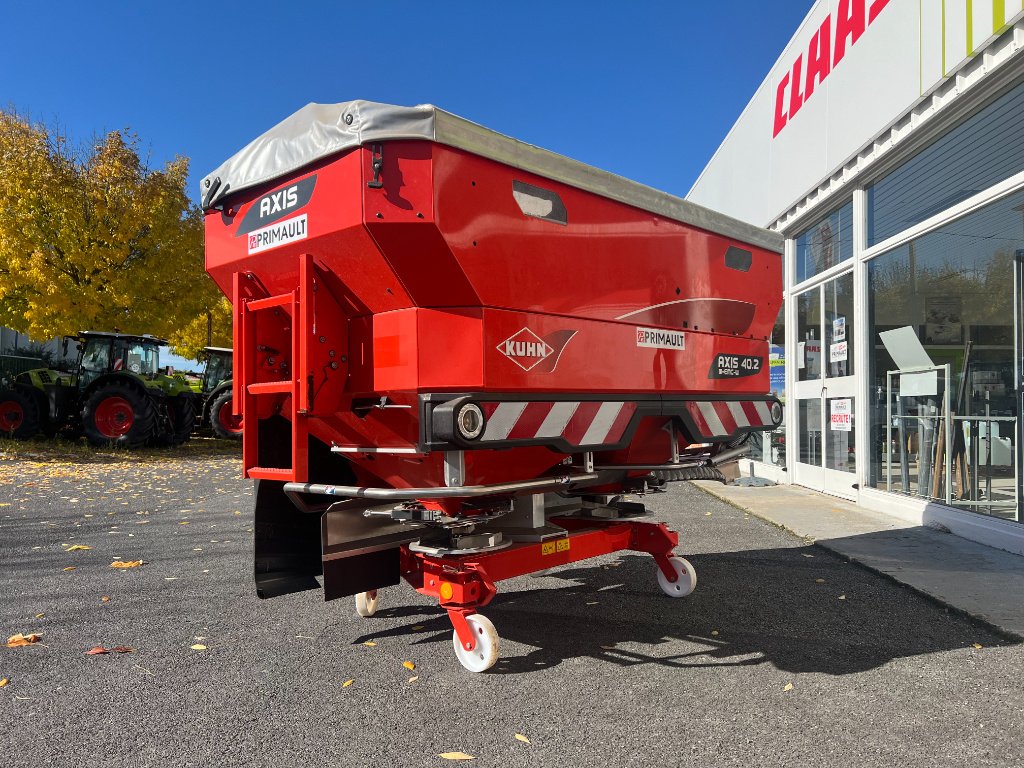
[
  {"left": 75, "top": 332, "right": 164, "bottom": 389},
  {"left": 199, "top": 346, "right": 233, "bottom": 395}
]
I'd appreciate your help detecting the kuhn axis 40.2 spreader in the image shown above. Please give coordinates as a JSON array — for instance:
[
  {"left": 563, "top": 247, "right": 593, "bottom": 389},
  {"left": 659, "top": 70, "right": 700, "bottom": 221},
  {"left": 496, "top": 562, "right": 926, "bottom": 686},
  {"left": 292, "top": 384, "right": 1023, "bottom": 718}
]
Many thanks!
[{"left": 203, "top": 101, "right": 783, "bottom": 671}]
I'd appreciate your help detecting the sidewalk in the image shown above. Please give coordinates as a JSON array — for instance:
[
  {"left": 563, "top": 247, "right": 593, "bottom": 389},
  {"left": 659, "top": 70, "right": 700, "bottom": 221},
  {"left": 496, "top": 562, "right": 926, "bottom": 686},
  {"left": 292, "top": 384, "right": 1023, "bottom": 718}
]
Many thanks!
[{"left": 692, "top": 480, "right": 1024, "bottom": 638}]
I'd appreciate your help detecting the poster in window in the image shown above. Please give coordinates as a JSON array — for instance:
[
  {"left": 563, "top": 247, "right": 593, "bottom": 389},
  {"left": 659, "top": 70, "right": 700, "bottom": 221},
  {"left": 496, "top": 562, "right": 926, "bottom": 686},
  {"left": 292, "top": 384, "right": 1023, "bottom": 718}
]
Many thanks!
[{"left": 924, "top": 296, "right": 962, "bottom": 344}]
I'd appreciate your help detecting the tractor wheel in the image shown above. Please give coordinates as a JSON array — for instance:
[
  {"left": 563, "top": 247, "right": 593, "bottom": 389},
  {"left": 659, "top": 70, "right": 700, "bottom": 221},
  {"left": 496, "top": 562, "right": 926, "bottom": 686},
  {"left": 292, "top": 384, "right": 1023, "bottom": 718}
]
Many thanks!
[
  {"left": 82, "top": 383, "right": 156, "bottom": 448},
  {"left": 210, "top": 391, "right": 242, "bottom": 440},
  {"left": 0, "top": 389, "right": 40, "bottom": 439},
  {"left": 153, "top": 395, "right": 197, "bottom": 447}
]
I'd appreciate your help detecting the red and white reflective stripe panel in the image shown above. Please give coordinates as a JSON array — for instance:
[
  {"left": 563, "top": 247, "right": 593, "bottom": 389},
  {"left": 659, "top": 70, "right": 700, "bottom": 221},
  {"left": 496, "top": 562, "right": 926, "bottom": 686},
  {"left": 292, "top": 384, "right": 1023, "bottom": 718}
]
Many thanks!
[
  {"left": 684, "top": 400, "right": 774, "bottom": 438},
  {"left": 113, "top": 359, "right": 123, "bottom": 371},
  {"left": 479, "top": 401, "right": 637, "bottom": 447}
]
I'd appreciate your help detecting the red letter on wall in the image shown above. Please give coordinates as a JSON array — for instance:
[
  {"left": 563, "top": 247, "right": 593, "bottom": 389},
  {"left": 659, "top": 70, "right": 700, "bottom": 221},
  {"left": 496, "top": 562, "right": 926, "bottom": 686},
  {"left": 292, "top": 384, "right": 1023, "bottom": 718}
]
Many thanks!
[
  {"left": 805, "top": 15, "right": 832, "bottom": 101},
  {"left": 869, "top": 0, "right": 890, "bottom": 23},
  {"left": 833, "top": 0, "right": 865, "bottom": 66},
  {"left": 788, "top": 55, "right": 805, "bottom": 121},
  {"left": 773, "top": 72, "right": 790, "bottom": 137}
]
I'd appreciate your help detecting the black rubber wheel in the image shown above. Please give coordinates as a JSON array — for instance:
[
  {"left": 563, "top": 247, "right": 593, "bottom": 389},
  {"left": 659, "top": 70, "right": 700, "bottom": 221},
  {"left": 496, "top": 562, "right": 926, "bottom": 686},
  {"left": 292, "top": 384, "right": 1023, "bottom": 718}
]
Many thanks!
[
  {"left": 0, "top": 388, "right": 40, "bottom": 439},
  {"left": 82, "top": 383, "right": 156, "bottom": 448},
  {"left": 153, "top": 395, "right": 197, "bottom": 447},
  {"left": 210, "top": 391, "right": 242, "bottom": 440}
]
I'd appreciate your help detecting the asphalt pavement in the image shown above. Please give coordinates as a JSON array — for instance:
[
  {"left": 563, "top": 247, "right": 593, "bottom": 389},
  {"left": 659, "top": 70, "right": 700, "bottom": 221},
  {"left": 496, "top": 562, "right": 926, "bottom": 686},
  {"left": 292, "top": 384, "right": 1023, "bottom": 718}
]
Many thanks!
[{"left": 2, "top": 447, "right": 1023, "bottom": 767}]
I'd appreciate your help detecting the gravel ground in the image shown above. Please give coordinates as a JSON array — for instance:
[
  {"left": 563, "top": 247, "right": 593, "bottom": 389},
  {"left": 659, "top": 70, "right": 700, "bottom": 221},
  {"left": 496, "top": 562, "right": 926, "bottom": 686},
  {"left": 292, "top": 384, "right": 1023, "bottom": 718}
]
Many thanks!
[{"left": 1, "top": 448, "right": 1023, "bottom": 768}]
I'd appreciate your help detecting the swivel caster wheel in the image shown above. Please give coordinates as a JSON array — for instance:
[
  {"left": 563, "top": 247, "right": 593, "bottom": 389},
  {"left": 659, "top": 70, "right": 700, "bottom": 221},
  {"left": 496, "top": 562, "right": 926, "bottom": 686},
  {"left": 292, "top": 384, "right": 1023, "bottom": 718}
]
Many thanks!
[
  {"left": 452, "top": 613, "right": 500, "bottom": 673},
  {"left": 355, "top": 590, "right": 379, "bottom": 617},
  {"left": 657, "top": 556, "right": 697, "bottom": 598}
]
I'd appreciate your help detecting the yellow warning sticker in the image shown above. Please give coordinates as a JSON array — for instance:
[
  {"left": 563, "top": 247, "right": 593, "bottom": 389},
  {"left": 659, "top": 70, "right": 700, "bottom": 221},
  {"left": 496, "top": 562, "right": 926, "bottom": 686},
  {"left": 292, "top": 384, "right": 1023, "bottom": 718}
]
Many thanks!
[
  {"left": 556, "top": 538, "right": 570, "bottom": 553},
  {"left": 541, "top": 541, "right": 556, "bottom": 556}
]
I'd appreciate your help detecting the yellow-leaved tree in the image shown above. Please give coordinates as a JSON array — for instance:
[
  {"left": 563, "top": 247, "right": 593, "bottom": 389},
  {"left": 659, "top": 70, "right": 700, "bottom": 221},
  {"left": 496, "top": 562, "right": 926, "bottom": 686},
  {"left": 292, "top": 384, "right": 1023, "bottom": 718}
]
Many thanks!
[
  {"left": 167, "top": 295, "right": 233, "bottom": 360},
  {"left": 0, "top": 110, "right": 227, "bottom": 357}
]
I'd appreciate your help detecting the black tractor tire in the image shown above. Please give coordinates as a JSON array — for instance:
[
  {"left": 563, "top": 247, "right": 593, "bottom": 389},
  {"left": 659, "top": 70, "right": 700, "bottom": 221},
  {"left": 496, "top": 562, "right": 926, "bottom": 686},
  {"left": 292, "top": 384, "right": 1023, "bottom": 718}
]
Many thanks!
[
  {"left": 82, "top": 383, "right": 156, "bottom": 448},
  {"left": 0, "top": 388, "right": 40, "bottom": 440},
  {"left": 210, "top": 391, "right": 242, "bottom": 440},
  {"left": 153, "top": 395, "right": 198, "bottom": 448}
]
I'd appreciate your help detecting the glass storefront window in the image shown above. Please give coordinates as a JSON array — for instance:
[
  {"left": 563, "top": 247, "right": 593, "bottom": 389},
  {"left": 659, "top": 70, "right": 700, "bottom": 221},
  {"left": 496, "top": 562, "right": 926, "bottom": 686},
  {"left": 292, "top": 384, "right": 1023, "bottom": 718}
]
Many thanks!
[
  {"left": 751, "top": 302, "right": 787, "bottom": 468},
  {"left": 867, "top": 188, "right": 1023, "bottom": 521},
  {"left": 867, "top": 79, "right": 1024, "bottom": 246},
  {"left": 824, "top": 272, "right": 854, "bottom": 378},
  {"left": 794, "top": 200, "right": 853, "bottom": 283},
  {"left": 796, "top": 289, "right": 821, "bottom": 382}
]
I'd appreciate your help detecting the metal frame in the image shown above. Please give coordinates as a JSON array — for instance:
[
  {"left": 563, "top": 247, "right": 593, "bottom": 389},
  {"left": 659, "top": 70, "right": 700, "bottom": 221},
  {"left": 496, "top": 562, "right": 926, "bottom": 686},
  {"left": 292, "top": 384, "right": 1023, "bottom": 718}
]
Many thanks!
[{"left": 885, "top": 365, "right": 952, "bottom": 504}]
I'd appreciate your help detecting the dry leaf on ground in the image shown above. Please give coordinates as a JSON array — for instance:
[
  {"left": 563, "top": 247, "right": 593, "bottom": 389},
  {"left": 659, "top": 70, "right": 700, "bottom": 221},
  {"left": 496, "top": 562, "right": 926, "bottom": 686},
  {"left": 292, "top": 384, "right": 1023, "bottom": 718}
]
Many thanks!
[
  {"left": 342, "top": 679, "right": 354, "bottom": 688},
  {"left": 814, "top": 578, "right": 826, "bottom": 584},
  {"left": 86, "top": 646, "right": 134, "bottom": 655},
  {"left": 439, "top": 753, "right": 475, "bottom": 761},
  {"left": 190, "top": 644, "right": 207, "bottom": 650},
  {"left": 362, "top": 641, "right": 377, "bottom": 647},
  {"left": 0, "top": 678, "right": 8, "bottom": 687},
  {"left": 65, "top": 545, "right": 92, "bottom": 551},
  {"left": 402, "top": 661, "right": 415, "bottom": 670},
  {"left": 783, "top": 682, "right": 794, "bottom": 692},
  {"left": 514, "top": 733, "right": 531, "bottom": 744},
  {"left": 6, "top": 633, "right": 41, "bottom": 648},
  {"left": 100, "top": 596, "right": 111, "bottom": 603},
  {"left": 63, "top": 566, "right": 77, "bottom": 572},
  {"left": 408, "top": 676, "right": 419, "bottom": 683},
  {"left": 973, "top": 643, "right": 984, "bottom": 649},
  {"left": 111, "top": 560, "right": 143, "bottom": 569}
]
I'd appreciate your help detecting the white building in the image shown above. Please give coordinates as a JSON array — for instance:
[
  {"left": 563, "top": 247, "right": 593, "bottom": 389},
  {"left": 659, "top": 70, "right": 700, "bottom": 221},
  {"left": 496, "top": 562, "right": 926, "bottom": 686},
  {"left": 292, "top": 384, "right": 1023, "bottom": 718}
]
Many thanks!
[{"left": 689, "top": 0, "right": 1024, "bottom": 555}]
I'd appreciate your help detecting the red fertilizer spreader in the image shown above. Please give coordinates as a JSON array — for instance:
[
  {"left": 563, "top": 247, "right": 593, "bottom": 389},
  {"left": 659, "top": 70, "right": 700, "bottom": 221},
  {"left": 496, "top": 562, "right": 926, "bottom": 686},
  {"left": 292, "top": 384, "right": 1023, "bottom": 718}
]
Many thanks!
[{"left": 203, "top": 101, "right": 783, "bottom": 671}]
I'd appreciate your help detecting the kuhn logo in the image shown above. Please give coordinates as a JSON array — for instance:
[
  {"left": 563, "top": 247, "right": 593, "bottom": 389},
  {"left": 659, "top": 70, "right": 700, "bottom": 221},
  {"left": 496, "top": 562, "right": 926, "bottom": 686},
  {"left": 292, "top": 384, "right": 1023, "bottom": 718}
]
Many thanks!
[{"left": 498, "top": 329, "right": 553, "bottom": 371}]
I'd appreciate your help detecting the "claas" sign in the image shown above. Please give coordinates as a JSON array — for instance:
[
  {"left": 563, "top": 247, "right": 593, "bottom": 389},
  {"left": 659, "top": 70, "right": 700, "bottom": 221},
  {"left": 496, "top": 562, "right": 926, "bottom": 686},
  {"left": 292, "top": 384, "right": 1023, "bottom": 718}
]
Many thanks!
[{"left": 773, "top": 0, "right": 891, "bottom": 138}]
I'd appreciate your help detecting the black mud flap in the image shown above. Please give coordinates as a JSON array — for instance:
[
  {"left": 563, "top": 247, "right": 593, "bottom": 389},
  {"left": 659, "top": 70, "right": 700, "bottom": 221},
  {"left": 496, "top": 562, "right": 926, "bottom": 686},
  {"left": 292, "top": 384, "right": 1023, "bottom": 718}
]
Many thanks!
[
  {"left": 254, "top": 478, "right": 323, "bottom": 599},
  {"left": 320, "top": 510, "right": 423, "bottom": 601}
]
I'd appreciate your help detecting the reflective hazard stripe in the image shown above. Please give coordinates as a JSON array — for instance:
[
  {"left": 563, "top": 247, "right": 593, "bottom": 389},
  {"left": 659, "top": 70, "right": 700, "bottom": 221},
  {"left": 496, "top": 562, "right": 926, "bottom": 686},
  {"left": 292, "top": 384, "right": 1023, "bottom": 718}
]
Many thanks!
[
  {"left": 478, "top": 400, "right": 636, "bottom": 447},
  {"left": 685, "top": 399, "right": 776, "bottom": 439}
]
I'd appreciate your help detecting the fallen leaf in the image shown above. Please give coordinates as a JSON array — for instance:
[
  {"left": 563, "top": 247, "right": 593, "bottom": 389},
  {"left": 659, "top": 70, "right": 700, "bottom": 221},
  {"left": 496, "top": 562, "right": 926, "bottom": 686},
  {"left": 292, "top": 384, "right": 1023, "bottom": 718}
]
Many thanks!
[
  {"left": 100, "top": 596, "right": 111, "bottom": 603},
  {"left": 179, "top": 521, "right": 190, "bottom": 525},
  {"left": 838, "top": 595, "right": 847, "bottom": 601},
  {"left": 711, "top": 630, "right": 720, "bottom": 636},
  {"left": 973, "top": 643, "right": 983, "bottom": 649},
  {"left": 63, "top": 566, "right": 77, "bottom": 572},
  {"left": 402, "top": 661, "right": 415, "bottom": 671},
  {"left": 814, "top": 578, "right": 826, "bottom": 584},
  {"left": 514, "top": 733, "right": 531, "bottom": 744},
  {"left": 6, "top": 633, "right": 41, "bottom": 648},
  {"left": 110, "top": 646, "right": 134, "bottom": 653},
  {"left": 34, "top": 614, "right": 44, "bottom": 619},
  {"left": 190, "top": 644, "right": 207, "bottom": 650},
  {"left": 111, "top": 560, "right": 143, "bottom": 569},
  {"left": 342, "top": 679, "right": 355, "bottom": 688},
  {"left": 0, "top": 678, "right": 8, "bottom": 687},
  {"left": 65, "top": 544, "right": 92, "bottom": 551},
  {"left": 439, "top": 753, "right": 475, "bottom": 761},
  {"left": 412, "top": 625, "right": 425, "bottom": 631},
  {"left": 783, "top": 682, "right": 794, "bottom": 692},
  {"left": 362, "top": 641, "right": 377, "bottom": 647},
  {"left": 407, "top": 676, "right": 419, "bottom": 683},
  {"left": 85, "top": 646, "right": 108, "bottom": 655}
]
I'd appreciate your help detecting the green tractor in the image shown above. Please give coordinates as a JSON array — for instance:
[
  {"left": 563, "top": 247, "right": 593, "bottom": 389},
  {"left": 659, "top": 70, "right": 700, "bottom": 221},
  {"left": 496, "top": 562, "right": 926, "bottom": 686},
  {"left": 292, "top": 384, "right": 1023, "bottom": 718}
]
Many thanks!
[
  {"left": 196, "top": 346, "right": 241, "bottom": 440},
  {"left": 0, "top": 331, "right": 198, "bottom": 448}
]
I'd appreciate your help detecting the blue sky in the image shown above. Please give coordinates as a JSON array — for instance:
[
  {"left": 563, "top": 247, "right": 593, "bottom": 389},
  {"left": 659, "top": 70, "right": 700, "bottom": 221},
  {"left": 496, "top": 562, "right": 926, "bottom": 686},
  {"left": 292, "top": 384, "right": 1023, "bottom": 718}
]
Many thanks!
[
  {"left": 4, "top": 1, "right": 809, "bottom": 366},
  {"left": 4, "top": 2, "right": 808, "bottom": 199}
]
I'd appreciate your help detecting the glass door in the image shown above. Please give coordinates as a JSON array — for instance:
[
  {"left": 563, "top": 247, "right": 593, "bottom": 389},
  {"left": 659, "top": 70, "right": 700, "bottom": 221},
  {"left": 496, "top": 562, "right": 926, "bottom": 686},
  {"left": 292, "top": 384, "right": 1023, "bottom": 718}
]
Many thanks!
[{"left": 793, "top": 272, "right": 858, "bottom": 500}]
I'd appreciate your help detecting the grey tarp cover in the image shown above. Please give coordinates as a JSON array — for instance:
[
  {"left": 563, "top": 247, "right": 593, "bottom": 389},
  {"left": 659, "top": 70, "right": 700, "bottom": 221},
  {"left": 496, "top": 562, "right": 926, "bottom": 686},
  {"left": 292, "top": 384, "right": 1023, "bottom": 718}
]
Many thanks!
[{"left": 201, "top": 100, "right": 783, "bottom": 253}]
